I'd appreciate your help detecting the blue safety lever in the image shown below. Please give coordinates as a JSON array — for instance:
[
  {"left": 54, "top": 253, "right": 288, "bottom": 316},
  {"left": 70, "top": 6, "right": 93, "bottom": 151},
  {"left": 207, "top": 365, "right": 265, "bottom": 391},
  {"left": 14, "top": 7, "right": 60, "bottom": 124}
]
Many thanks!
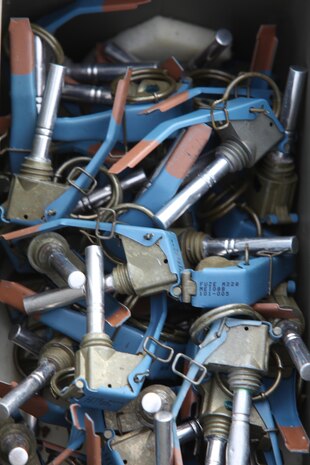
[
  {"left": 2, "top": 218, "right": 295, "bottom": 308},
  {"left": 38, "top": 0, "right": 151, "bottom": 34}
]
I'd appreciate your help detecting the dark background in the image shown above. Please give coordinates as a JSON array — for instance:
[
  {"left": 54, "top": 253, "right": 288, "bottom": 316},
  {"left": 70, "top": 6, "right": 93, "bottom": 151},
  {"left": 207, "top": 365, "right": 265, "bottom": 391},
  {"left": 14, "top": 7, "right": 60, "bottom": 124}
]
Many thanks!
[{"left": 2, "top": 0, "right": 308, "bottom": 79}]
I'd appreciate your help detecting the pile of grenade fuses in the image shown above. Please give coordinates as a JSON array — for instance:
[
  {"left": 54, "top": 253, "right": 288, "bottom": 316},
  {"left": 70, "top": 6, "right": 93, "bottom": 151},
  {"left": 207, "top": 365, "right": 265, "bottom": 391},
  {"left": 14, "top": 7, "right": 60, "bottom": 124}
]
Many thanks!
[{"left": 0, "top": 2, "right": 308, "bottom": 465}]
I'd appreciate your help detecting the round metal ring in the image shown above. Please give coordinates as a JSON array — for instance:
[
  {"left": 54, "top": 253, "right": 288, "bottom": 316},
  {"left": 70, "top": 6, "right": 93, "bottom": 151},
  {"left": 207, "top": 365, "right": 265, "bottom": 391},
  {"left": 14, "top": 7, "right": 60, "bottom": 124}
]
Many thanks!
[
  {"left": 111, "top": 68, "right": 177, "bottom": 103},
  {"left": 237, "top": 203, "right": 263, "bottom": 237},
  {"left": 3, "top": 23, "right": 65, "bottom": 64},
  {"left": 31, "top": 23, "right": 65, "bottom": 64},
  {"left": 98, "top": 202, "right": 156, "bottom": 223},
  {"left": 50, "top": 367, "right": 75, "bottom": 399},
  {"left": 189, "top": 69, "right": 236, "bottom": 86},
  {"left": 198, "top": 180, "right": 249, "bottom": 222},
  {"left": 211, "top": 71, "right": 281, "bottom": 120}
]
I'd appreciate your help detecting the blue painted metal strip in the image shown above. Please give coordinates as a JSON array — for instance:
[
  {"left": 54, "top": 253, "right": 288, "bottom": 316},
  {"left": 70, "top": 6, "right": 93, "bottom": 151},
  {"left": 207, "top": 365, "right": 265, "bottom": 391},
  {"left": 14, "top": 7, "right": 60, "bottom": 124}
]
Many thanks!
[{"left": 9, "top": 73, "right": 36, "bottom": 173}]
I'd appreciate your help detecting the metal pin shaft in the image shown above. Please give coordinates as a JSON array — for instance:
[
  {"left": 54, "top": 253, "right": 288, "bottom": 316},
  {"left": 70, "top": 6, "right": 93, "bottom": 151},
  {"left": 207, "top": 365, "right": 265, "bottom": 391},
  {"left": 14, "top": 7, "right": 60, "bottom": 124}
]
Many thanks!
[
  {"left": 27, "top": 233, "right": 86, "bottom": 290},
  {"left": 23, "top": 276, "right": 115, "bottom": 315},
  {"left": 189, "top": 28, "right": 233, "bottom": 69},
  {"left": 0, "top": 359, "right": 56, "bottom": 420},
  {"left": 277, "top": 66, "right": 307, "bottom": 157},
  {"left": 62, "top": 83, "right": 112, "bottom": 105},
  {"left": 8, "top": 324, "right": 46, "bottom": 356},
  {"left": 104, "top": 41, "right": 139, "bottom": 63},
  {"left": 34, "top": 35, "right": 46, "bottom": 113},
  {"left": 154, "top": 411, "right": 173, "bottom": 465},
  {"left": 227, "top": 388, "right": 251, "bottom": 465},
  {"left": 47, "top": 247, "right": 85, "bottom": 290},
  {"left": 66, "top": 62, "right": 157, "bottom": 83},
  {"left": 23, "top": 287, "right": 84, "bottom": 315},
  {"left": 29, "top": 63, "right": 65, "bottom": 163},
  {"left": 74, "top": 169, "right": 147, "bottom": 214},
  {"left": 202, "top": 235, "right": 298, "bottom": 257},
  {"left": 205, "top": 436, "right": 227, "bottom": 465},
  {"left": 155, "top": 157, "right": 230, "bottom": 228},
  {"left": 177, "top": 419, "right": 202, "bottom": 444},
  {"left": 280, "top": 66, "right": 307, "bottom": 133},
  {"left": 277, "top": 320, "right": 310, "bottom": 381},
  {"left": 85, "top": 245, "right": 105, "bottom": 334}
]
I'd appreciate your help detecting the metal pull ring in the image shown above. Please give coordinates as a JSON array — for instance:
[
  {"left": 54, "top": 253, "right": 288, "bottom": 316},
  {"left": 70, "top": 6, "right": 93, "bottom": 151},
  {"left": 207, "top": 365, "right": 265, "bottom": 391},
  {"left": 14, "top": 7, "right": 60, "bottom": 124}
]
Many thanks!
[
  {"left": 111, "top": 68, "right": 177, "bottom": 103},
  {"left": 210, "top": 71, "right": 282, "bottom": 130}
]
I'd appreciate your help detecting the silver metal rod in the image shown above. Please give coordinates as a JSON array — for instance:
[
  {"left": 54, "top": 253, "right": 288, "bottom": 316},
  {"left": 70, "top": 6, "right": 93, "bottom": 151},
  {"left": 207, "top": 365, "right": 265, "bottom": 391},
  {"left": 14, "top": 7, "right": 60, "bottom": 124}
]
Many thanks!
[
  {"left": 182, "top": 150, "right": 215, "bottom": 186},
  {"left": 278, "top": 320, "right": 310, "bottom": 381},
  {"left": 155, "top": 157, "right": 230, "bottom": 229},
  {"left": 86, "top": 245, "right": 105, "bottom": 334},
  {"left": 177, "top": 419, "right": 202, "bottom": 444},
  {"left": 27, "top": 233, "right": 86, "bottom": 290},
  {"left": 74, "top": 169, "right": 147, "bottom": 214},
  {"left": 202, "top": 235, "right": 298, "bottom": 257},
  {"left": 47, "top": 248, "right": 85, "bottom": 290},
  {"left": 62, "top": 83, "right": 112, "bottom": 105},
  {"left": 34, "top": 35, "right": 46, "bottom": 113},
  {"left": 227, "top": 388, "right": 251, "bottom": 465},
  {"left": 189, "top": 28, "right": 233, "bottom": 68},
  {"left": 0, "top": 360, "right": 56, "bottom": 420},
  {"left": 278, "top": 65, "right": 307, "bottom": 157},
  {"left": 23, "top": 276, "right": 115, "bottom": 314},
  {"left": 66, "top": 62, "right": 158, "bottom": 83},
  {"left": 104, "top": 41, "right": 139, "bottom": 63},
  {"left": 205, "top": 436, "right": 227, "bottom": 465},
  {"left": 280, "top": 66, "right": 307, "bottom": 133},
  {"left": 8, "top": 324, "right": 46, "bottom": 356},
  {"left": 24, "top": 287, "right": 84, "bottom": 314},
  {"left": 154, "top": 411, "right": 173, "bottom": 465},
  {"left": 29, "top": 63, "right": 65, "bottom": 162}
]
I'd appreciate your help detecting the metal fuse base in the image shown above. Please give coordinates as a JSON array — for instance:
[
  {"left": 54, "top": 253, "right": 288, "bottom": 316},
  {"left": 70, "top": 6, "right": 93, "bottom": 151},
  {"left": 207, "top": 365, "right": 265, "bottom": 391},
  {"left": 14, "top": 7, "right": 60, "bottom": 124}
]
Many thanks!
[{"left": 75, "top": 333, "right": 142, "bottom": 391}]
